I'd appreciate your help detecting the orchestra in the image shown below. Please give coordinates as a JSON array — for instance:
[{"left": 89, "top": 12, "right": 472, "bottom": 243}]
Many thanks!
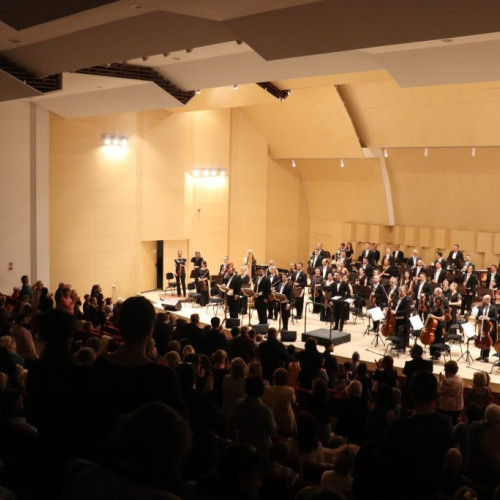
[{"left": 166, "top": 241, "right": 500, "bottom": 363}]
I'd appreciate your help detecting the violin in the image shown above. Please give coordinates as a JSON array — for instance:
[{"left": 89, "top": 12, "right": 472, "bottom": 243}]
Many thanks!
[
  {"left": 420, "top": 315, "right": 437, "bottom": 345},
  {"left": 475, "top": 316, "right": 492, "bottom": 350}
]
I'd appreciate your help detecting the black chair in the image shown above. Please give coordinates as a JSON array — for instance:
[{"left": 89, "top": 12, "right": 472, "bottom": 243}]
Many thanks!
[
  {"left": 447, "top": 324, "right": 463, "bottom": 358},
  {"left": 207, "top": 286, "right": 224, "bottom": 315},
  {"left": 185, "top": 282, "right": 201, "bottom": 307},
  {"left": 165, "top": 272, "right": 177, "bottom": 296}
]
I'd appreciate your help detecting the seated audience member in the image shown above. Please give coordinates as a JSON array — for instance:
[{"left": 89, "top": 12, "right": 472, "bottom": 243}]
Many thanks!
[
  {"left": 11, "top": 314, "right": 38, "bottom": 364},
  {"left": 236, "top": 376, "right": 277, "bottom": 454},
  {"left": 320, "top": 444, "right": 359, "bottom": 498},
  {"left": 465, "top": 371, "right": 491, "bottom": 417},
  {"left": 93, "top": 296, "right": 184, "bottom": 430},
  {"left": 221, "top": 357, "right": 247, "bottom": 424},
  {"left": 378, "top": 371, "right": 453, "bottom": 499},
  {"left": 0, "top": 335, "right": 24, "bottom": 367},
  {"left": 262, "top": 368, "right": 297, "bottom": 435},
  {"left": 62, "top": 402, "right": 191, "bottom": 500}
]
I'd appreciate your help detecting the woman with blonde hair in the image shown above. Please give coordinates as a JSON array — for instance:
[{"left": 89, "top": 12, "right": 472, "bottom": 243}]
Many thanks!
[{"left": 439, "top": 360, "right": 464, "bottom": 425}]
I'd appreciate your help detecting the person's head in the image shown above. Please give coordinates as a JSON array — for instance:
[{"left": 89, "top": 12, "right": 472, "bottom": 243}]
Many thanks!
[
  {"left": 305, "top": 337, "right": 318, "bottom": 352},
  {"left": 347, "top": 380, "right": 362, "bottom": 398},
  {"left": 324, "top": 341, "right": 333, "bottom": 353},
  {"left": 74, "top": 347, "right": 97, "bottom": 367},
  {"left": 467, "top": 265, "right": 474, "bottom": 274},
  {"left": 444, "top": 448, "right": 463, "bottom": 473},
  {"left": 357, "top": 362, "right": 368, "bottom": 377},
  {"left": 314, "top": 268, "right": 321, "bottom": 277},
  {"left": 39, "top": 308, "right": 77, "bottom": 361},
  {"left": 119, "top": 296, "right": 155, "bottom": 343},
  {"left": 485, "top": 404, "right": 500, "bottom": 426},
  {"left": 0, "top": 335, "right": 15, "bottom": 352},
  {"left": 419, "top": 272, "right": 426, "bottom": 282},
  {"left": 333, "top": 444, "right": 359, "bottom": 477},
  {"left": 287, "top": 344, "right": 296, "bottom": 360},
  {"left": 312, "top": 377, "right": 329, "bottom": 402},
  {"left": 211, "top": 316, "right": 221, "bottom": 329},
  {"left": 273, "top": 367, "right": 289, "bottom": 386},
  {"left": 267, "top": 327, "right": 277, "bottom": 339},
  {"left": 212, "top": 349, "right": 227, "bottom": 367},
  {"left": 435, "top": 261, "right": 442, "bottom": 270},
  {"left": 352, "top": 351, "right": 360, "bottom": 363},
  {"left": 281, "top": 272, "right": 289, "bottom": 283},
  {"left": 164, "top": 351, "right": 181, "bottom": 369},
  {"left": 190, "top": 313, "right": 200, "bottom": 325},
  {"left": 464, "top": 403, "right": 482, "bottom": 423},
  {"left": 21, "top": 275, "right": 29, "bottom": 285},
  {"left": 177, "top": 250, "right": 182, "bottom": 257},
  {"left": 182, "top": 344, "right": 195, "bottom": 359},
  {"left": 410, "top": 371, "right": 438, "bottom": 404},
  {"left": 231, "top": 326, "right": 241, "bottom": 338},
  {"left": 444, "top": 360, "right": 459, "bottom": 376},
  {"left": 472, "top": 371, "right": 489, "bottom": 388},
  {"left": 166, "top": 339, "right": 181, "bottom": 354},
  {"left": 230, "top": 357, "right": 247, "bottom": 379},
  {"left": 245, "top": 376, "right": 266, "bottom": 398},
  {"left": 410, "top": 344, "right": 423, "bottom": 360},
  {"left": 103, "top": 402, "right": 191, "bottom": 489},
  {"left": 248, "top": 361, "right": 263, "bottom": 379},
  {"left": 483, "top": 294, "right": 492, "bottom": 306}
]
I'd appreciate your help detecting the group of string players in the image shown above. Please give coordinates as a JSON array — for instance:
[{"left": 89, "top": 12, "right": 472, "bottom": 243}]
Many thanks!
[{"left": 173, "top": 242, "right": 500, "bottom": 362}]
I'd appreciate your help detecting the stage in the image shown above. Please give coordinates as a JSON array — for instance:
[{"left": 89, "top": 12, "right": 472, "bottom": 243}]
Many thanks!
[{"left": 141, "top": 289, "right": 500, "bottom": 392}]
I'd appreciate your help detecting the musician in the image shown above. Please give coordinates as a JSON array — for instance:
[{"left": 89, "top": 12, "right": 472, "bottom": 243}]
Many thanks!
[
  {"left": 320, "top": 258, "right": 333, "bottom": 280},
  {"left": 224, "top": 264, "right": 242, "bottom": 319},
  {"left": 358, "top": 242, "right": 375, "bottom": 266},
  {"left": 460, "top": 254, "right": 474, "bottom": 274},
  {"left": 310, "top": 247, "right": 324, "bottom": 270},
  {"left": 360, "top": 257, "right": 374, "bottom": 278},
  {"left": 345, "top": 242, "right": 354, "bottom": 258},
  {"left": 239, "top": 265, "right": 251, "bottom": 315},
  {"left": 197, "top": 261, "right": 210, "bottom": 306},
  {"left": 355, "top": 267, "right": 369, "bottom": 288},
  {"left": 254, "top": 268, "right": 271, "bottom": 325},
  {"left": 277, "top": 273, "right": 293, "bottom": 331},
  {"left": 311, "top": 268, "right": 324, "bottom": 313},
  {"left": 265, "top": 260, "right": 275, "bottom": 276},
  {"left": 342, "top": 274, "right": 354, "bottom": 297},
  {"left": 174, "top": 250, "right": 187, "bottom": 297},
  {"left": 392, "top": 244, "right": 405, "bottom": 265},
  {"left": 486, "top": 264, "right": 500, "bottom": 291},
  {"left": 433, "top": 287, "right": 449, "bottom": 312},
  {"left": 219, "top": 256, "right": 229, "bottom": 279},
  {"left": 292, "top": 262, "right": 307, "bottom": 320},
  {"left": 475, "top": 294, "right": 497, "bottom": 362},
  {"left": 372, "top": 243, "right": 380, "bottom": 266},
  {"left": 289, "top": 262, "right": 297, "bottom": 274},
  {"left": 447, "top": 244, "right": 464, "bottom": 269},
  {"left": 433, "top": 251, "right": 448, "bottom": 270},
  {"left": 442, "top": 279, "right": 451, "bottom": 299},
  {"left": 190, "top": 251, "right": 203, "bottom": 278},
  {"left": 391, "top": 287, "right": 412, "bottom": 350},
  {"left": 406, "top": 249, "right": 420, "bottom": 269},
  {"left": 401, "top": 269, "right": 414, "bottom": 296},
  {"left": 414, "top": 272, "right": 432, "bottom": 318},
  {"left": 320, "top": 272, "right": 335, "bottom": 323},
  {"left": 380, "top": 258, "right": 397, "bottom": 280},
  {"left": 337, "top": 250, "right": 352, "bottom": 271},
  {"left": 448, "top": 282, "right": 462, "bottom": 326},
  {"left": 371, "top": 275, "right": 387, "bottom": 332},
  {"left": 336, "top": 243, "right": 347, "bottom": 261},
  {"left": 412, "top": 259, "right": 426, "bottom": 279},
  {"left": 432, "top": 261, "right": 446, "bottom": 285},
  {"left": 329, "top": 272, "right": 350, "bottom": 332},
  {"left": 388, "top": 277, "right": 399, "bottom": 301},
  {"left": 428, "top": 297, "right": 446, "bottom": 360},
  {"left": 382, "top": 247, "right": 395, "bottom": 266},
  {"left": 461, "top": 265, "right": 478, "bottom": 315},
  {"left": 268, "top": 265, "right": 281, "bottom": 320}
]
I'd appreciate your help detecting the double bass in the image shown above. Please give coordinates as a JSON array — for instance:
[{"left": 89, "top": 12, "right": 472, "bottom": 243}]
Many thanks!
[
  {"left": 475, "top": 316, "right": 492, "bottom": 350},
  {"left": 381, "top": 307, "right": 396, "bottom": 337},
  {"left": 420, "top": 315, "right": 437, "bottom": 346}
]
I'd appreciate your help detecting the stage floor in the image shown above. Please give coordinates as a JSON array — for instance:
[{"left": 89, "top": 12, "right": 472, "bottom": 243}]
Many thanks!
[{"left": 141, "top": 289, "right": 500, "bottom": 392}]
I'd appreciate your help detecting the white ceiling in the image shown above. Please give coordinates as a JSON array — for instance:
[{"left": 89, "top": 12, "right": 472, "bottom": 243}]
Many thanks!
[{"left": 1, "top": 0, "right": 500, "bottom": 117}]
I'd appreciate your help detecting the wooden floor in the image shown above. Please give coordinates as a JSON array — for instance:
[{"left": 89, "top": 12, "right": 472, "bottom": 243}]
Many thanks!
[{"left": 141, "top": 289, "right": 500, "bottom": 392}]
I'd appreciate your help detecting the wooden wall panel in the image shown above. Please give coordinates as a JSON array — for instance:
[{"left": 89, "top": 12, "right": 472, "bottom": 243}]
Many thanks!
[
  {"left": 405, "top": 227, "right": 417, "bottom": 247},
  {"left": 477, "top": 232, "right": 493, "bottom": 253}
]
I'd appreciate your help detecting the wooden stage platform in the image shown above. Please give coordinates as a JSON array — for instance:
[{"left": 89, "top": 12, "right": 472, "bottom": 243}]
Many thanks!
[{"left": 141, "top": 289, "right": 500, "bottom": 392}]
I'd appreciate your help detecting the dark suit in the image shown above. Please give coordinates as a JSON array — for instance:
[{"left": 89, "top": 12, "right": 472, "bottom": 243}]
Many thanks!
[
  {"left": 276, "top": 281, "right": 294, "bottom": 331},
  {"left": 320, "top": 265, "right": 333, "bottom": 280},
  {"left": 431, "top": 269, "right": 446, "bottom": 285},
  {"left": 392, "top": 249, "right": 405, "bottom": 265},
  {"left": 359, "top": 249, "right": 376, "bottom": 266},
  {"left": 462, "top": 272, "right": 478, "bottom": 314},
  {"left": 406, "top": 255, "right": 419, "bottom": 268},
  {"left": 258, "top": 338, "right": 290, "bottom": 383},
  {"left": 486, "top": 272, "right": 500, "bottom": 290},
  {"left": 292, "top": 270, "right": 307, "bottom": 319},
  {"left": 310, "top": 251, "right": 325, "bottom": 269},
  {"left": 394, "top": 295, "right": 412, "bottom": 347},
  {"left": 413, "top": 280, "right": 432, "bottom": 301},
  {"left": 268, "top": 274, "right": 281, "bottom": 319},
  {"left": 225, "top": 273, "right": 242, "bottom": 319},
  {"left": 476, "top": 304, "right": 497, "bottom": 359},
  {"left": 447, "top": 251, "right": 464, "bottom": 268},
  {"left": 254, "top": 275, "right": 271, "bottom": 324},
  {"left": 329, "top": 280, "right": 349, "bottom": 331},
  {"left": 361, "top": 263, "right": 374, "bottom": 278},
  {"left": 434, "top": 258, "right": 448, "bottom": 270}
]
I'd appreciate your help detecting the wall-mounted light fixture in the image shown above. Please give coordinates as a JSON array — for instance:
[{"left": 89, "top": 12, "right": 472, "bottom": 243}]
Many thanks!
[
  {"left": 103, "top": 134, "right": 129, "bottom": 148},
  {"left": 192, "top": 166, "right": 226, "bottom": 178}
]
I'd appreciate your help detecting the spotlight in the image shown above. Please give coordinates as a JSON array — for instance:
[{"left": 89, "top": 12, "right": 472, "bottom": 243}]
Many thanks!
[
  {"left": 120, "top": 136, "right": 129, "bottom": 147},
  {"left": 424, "top": 147, "right": 429, "bottom": 157},
  {"left": 340, "top": 159, "right": 345, "bottom": 168},
  {"left": 203, "top": 167, "right": 210, "bottom": 177},
  {"left": 112, "top": 135, "right": 120, "bottom": 146},
  {"left": 220, "top": 168, "right": 226, "bottom": 177},
  {"left": 196, "top": 89, "right": 201, "bottom": 95},
  {"left": 142, "top": 56, "right": 148, "bottom": 62},
  {"left": 193, "top": 167, "right": 200, "bottom": 177},
  {"left": 233, "top": 84, "right": 239, "bottom": 90},
  {"left": 471, "top": 147, "right": 476, "bottom": 157},
  {"left": 211, "top": 168, "right": 218, "bottom": 176},
  {"left": 103, "top": 134, "right": 111, "bottom": 145},
  {"left": 291, "top": 159, "right": 296, "bottom": 168},
  {"left": 383, "top": 148, "right": 389, "bottom": 158}
]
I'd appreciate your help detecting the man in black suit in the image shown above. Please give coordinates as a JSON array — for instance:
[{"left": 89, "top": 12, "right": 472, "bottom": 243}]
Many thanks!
[
  {"left": 406, "top": 249, "right": 420, "bottom": 269},
  {"left": 219, "top": 255, "right": 229, "bottom": 279},
  {"left": 414, "top": 272, "right": 432, "bottom": 318},
  {"left": 475, "top": 294, "right": 497, "bottom": 362},
  {"left": 392, "top": 244, "right": 405, "bottom": 265},
  {"left": 329, "top": 272, "right": 350, "bottom": 332},
  {"left": 461, "top": 265, "right": 478, "bottom": 315},
  {"left": 359, "top": 242, "right": 375, "bottom": 265},
  {"left": 486, "top": 264, "right": 500, "bottom": 291},
  {"left": 323, "top": 341, "right": 339, "bottom": 389},
  {"left": 320, "top": 258, "right": 333, "bottom": 280},
  {"left": 370, "top": 275, "right": 387, "bottom": 332},
  {"left": 276, "top": 273, "right": 294, "bottom": 331},
  {"left": 412, "top": 259, "right": 426, "bottom": 279},
  {"left": 292, "top": 262, "right": 307, "bottom": 320},
  {"left": 401, "top": 343, "right": 433, "bottom": 407},
  {"left": 460, "top": 254, "right": 474, "bottom": 274},
  {"left": 360, "top": 257, "right": 374, "bottom": 278},
  {"left": 431, "top": 261, "right": 446, "bottom": 285},
  {"left": 254, "top": 267, "right": 271, "bottom": 325},
  {"left": 337, "top": 251, "right": 352, "bottom": 271},
  {"left": 267, "top": 265, "right": 281, "bottom": 320},
  {"left": 381, "top": 247, "right": 395, "bottom": 266},
  {"left": 310, "top": 243, "right": 326, "bottom": 269},
  {"left": 184, "top": 313, "right": 205, "bottom": 353},
  {"left": 372, "top": 243, "right": 380, "bottom": 266},
  {"left": 434, "top": 251, "right": 448, "bottom": 270},
  {"left": 447, "top": 244, "right": 464, "bottom": 269},
  {"left": 224, "top": 264, "right": 241, "bottom": 319},
  {"left": 258, "top": 327, "right": 290, "bottom": 383},
  {"left": 204, "top": 316, "right": 229, "bottom": 357},
  {"left": 392, "top": 286, "right": 413, "bottom": 350}
]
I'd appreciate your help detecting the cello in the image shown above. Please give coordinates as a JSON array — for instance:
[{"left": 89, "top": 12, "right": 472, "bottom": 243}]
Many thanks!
[
  {"left": 420, "top": 314, "right": 437, "bottom": 346},
  {"left": 381, "top": 306, "right": 396, "bottom": 337}
]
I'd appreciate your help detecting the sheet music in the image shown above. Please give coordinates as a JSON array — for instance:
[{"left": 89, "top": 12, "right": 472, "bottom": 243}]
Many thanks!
[
  {"left": 344, "top": 298, "right": 355, "bottom": 303},
  {"left": 461, "top": 322, "right": 476, "bottom": 339},
  {"left": 369, "top": 307, "right": 384, "bottom": 321},
  {"left": 472, "top": 306, "right": 479, "bottom": 317},
  {"left": 410, "top": 315, "right": 424, "bottom": 330},
  {"left": 331, "top": 295, "right": 342, "bottom": 301}
]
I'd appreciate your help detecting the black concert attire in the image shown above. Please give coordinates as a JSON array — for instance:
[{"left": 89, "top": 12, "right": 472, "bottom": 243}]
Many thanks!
[
  {"left": 329, "top": 279, "right": 349, "bottom": 331},
  {"left": 406, "top": 255, "right": 419, "bottom": 269},
  {"left": 197, "top": 268, "right": 210, "bottom": 306},
  {"left": 239, "top": 273, "right": 251, "bottom": 314},
  {"left": 310, "top": 251, "right": 324, "bottom": 270},
  {"left": 486, "top": 271, "right": 500, "bottom": 291},
  {"left": 360, "top": 263, "right": 374, "bottom": 278},
  {"left": 447, "top": 291, "right": 460, "bottom": 326},
  {"left": 393, "top": 295, "right": 411, "bottom": 348},
  {"left": 292, "top": 270, "right": 307, "bottom": 319},
  {"left": 414, "top": 280, "right": 432, "bottom": 319},
  {"left": 254, "top": 275, "right": 271, "bottom": 324},
  {"left": 320, "top": 265, "right": 333, "bottom": 280},
  {"left": 432, "top": 268, "right": 446, "bottom": 285},
  {"left": 461, "top": 272, "right": 478, "bottom": 315},
  {"left": 447, "top": 250, "right": 464, "bottom": 269},
  {"left": 174, "top": 257, "right": 187, "bottom": 297},
  {"left": 476, "top": 304, "right": 497, "bottom": 360},
  {"left": 268, "top": 274, "right": 281, "bottom": 320},
  {"left": 190, "top": 256, "right": 203, "bottom": 279},
  {"left": 392, "top": 249, "right": 405, "bottom": 265},
  {"left": 380, "top": 265, "right": 397, "bottom": 280},
  {"left": 371, "top": 282, "right": 387, "bottom": 332},
  {"left": 224, "top": 273, "right": 242, "bottom": 319},
  {"left": 373, "top": 249, "right": 380, "bottom": 266},
  {"left": 320, "top": 279, "right": 335, "bottom": 323},
  {"left": 434, "top": 257, "right": 448, "bottom": 270},
  {"left": 311, "top": 276, "right": 324, "bottom": 314},
  {"left": 429, "top": 303, "right": 445, "bottom": 359},
  {"left": 277, "top": 280, "right": 293, "bottom": 331},
  {"left": 381, "top": 254, "right": 395, "bottom": 266},
  {"left": 359, "top": 249, "right": 375, "bottom": 266}
]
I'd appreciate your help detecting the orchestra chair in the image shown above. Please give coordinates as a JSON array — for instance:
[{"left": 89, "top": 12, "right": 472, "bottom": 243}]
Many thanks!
[
  {"left": 185, "top": 282, "right": 201, "bottom": 307},
  {"left": 349, "top": 304, "right": 364, "bottom": 324},
  {"left": 165, "top": 272, "right": 177, "bottom": 296},
  {"left": 446, "top": 325, "right": 463, "bottom": 358},
  {"left": 206, "top": 286, "right": 224, "bottom": 315},
  {"left": 384, "top": 325, "right": 405, "bottom": 357},
  {"left": 432, "top": 342, "right": 451, "bottom": 362}
]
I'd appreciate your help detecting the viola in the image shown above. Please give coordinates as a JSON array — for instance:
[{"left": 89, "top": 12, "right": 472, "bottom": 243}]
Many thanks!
[{"left": 420, "top": 316, "right": 437, "bottom": 345}]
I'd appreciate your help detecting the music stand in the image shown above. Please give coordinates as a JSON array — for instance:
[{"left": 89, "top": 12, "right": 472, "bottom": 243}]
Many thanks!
[
  {"left": 368, "top": 307, "right": 385, "bottom": 347},
  {"left": 409, "top": 314, "right": 424, "bottom": 345},
  {"left": 458, "top": 322, "right": 475, "bottom": 364},
  {"left": 242, "top": 288, "right": 256, "bottom": 326},
  {"left": 274, "top": 292, "right": 288, "bottom": 332},
  {"left": 217, "top": 284, "right": 229, "bottom": 323},
  {"left": 363, "top": 298, "right": 375, "bottom": 337}
]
